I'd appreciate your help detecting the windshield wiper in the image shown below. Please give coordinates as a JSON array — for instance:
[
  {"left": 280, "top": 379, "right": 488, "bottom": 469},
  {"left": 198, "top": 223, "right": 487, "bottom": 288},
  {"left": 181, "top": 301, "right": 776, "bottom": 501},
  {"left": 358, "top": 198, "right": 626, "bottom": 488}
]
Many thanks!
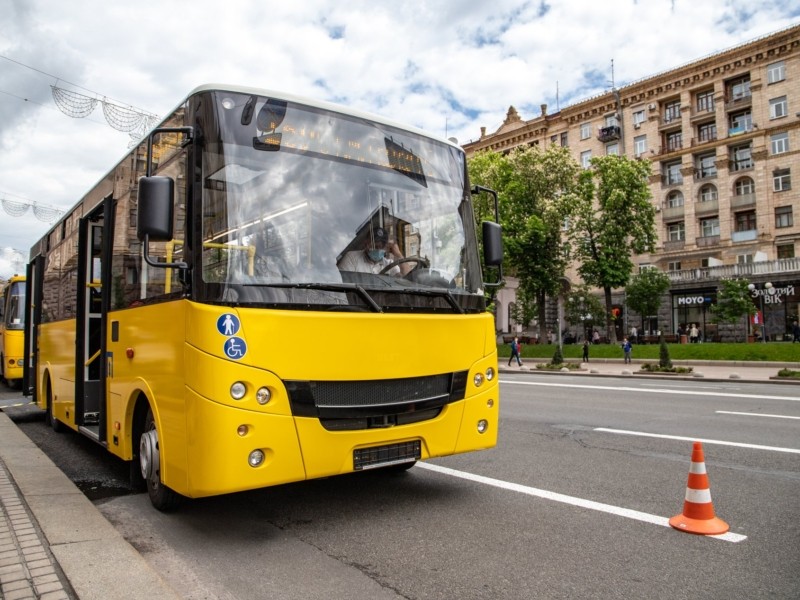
[{"left": 243, "top": 282, "right": 383, "bottom": 312}]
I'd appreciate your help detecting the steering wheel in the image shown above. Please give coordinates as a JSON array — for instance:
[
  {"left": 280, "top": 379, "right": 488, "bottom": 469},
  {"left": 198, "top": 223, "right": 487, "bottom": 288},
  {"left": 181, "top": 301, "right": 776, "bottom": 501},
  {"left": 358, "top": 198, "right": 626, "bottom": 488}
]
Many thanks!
[{"left": 378, "top": 256, "right": 430, "bottom": 275}]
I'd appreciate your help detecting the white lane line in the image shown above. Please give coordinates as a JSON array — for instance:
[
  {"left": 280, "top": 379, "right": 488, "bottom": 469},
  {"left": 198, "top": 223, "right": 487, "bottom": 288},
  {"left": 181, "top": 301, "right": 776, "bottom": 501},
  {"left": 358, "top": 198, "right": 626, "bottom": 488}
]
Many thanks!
[
  {"left": 417, "top": 462, "right": 747, "bottom": 543},
  {"left": 595, "top": 427, "right": 800, "bottom": 454},
  {"left": 716, "top": 410, "right": 800, "bottom": 420},
  {"left": 502, "top": 379, "right": 800, "bottom": 402}
]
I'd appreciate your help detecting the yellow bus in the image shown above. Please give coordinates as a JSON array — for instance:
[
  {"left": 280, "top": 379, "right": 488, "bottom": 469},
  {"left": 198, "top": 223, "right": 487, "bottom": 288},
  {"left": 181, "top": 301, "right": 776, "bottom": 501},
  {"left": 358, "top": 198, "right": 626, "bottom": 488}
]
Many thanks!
[
  {"left": 1, "top": 274, "right": 26, "bottom": 388},
  {"left": 26, "top": 85, "right": 503, "bottom": 510}
]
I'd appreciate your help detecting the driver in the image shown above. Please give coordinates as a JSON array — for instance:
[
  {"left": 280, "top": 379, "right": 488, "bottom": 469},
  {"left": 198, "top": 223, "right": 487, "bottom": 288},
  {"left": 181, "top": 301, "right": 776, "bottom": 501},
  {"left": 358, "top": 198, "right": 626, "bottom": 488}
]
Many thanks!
[{"left": 337, "top": 226, "right": 412, "bottom": 276}]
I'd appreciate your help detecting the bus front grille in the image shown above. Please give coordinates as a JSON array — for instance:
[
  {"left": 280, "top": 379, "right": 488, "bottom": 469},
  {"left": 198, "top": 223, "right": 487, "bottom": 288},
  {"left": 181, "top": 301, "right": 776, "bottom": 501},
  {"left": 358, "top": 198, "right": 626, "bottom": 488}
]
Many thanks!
[{"left": 285, "top": 371, "right": 468, "bottom": 431}]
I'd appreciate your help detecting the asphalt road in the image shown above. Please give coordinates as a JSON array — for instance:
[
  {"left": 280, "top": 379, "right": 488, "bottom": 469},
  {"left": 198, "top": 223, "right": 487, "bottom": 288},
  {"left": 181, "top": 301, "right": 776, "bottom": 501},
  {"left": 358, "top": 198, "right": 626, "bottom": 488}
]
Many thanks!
[{"left": 4, "top": 375, "right": 800, "bottom": 599}]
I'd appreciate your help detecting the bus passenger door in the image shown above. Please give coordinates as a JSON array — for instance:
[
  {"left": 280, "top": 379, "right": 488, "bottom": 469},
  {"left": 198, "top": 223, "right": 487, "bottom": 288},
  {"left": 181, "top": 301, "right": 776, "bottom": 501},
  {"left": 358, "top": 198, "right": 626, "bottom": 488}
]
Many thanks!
[
  {"left": 23, "top": 256, "right": 44, "bottom": 400},
  {"left": 76, "top": 200, "right": 110, "bottom": 444}
]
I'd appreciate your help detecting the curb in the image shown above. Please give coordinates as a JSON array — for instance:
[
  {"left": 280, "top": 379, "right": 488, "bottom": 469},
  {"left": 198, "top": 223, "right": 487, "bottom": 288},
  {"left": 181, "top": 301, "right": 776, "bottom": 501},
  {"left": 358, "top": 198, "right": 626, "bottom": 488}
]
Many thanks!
[{"left": 0, "top": 412, "right": 180, "bottom": 600}]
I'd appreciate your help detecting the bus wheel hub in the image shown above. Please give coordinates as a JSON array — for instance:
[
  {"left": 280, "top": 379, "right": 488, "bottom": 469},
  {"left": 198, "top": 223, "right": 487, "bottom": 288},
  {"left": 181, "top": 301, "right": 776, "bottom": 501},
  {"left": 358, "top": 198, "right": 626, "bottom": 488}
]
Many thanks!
[{"left": 140, "top": 429, "right": 160, "bottom": 480}]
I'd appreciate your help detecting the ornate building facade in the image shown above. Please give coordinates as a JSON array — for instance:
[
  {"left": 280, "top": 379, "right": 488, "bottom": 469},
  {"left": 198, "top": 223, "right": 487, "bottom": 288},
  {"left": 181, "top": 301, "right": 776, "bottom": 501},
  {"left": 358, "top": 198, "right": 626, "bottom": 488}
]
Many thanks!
[{"left": 465, "top": 25, "right": 800, "bottom": 342}]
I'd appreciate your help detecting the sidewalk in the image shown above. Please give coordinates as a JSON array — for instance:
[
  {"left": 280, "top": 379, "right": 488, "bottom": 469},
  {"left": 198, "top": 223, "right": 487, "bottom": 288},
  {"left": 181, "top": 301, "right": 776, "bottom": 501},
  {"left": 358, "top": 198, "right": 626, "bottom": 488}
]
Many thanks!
[
  {"left": 0, "top": 408, "right": 179, "bottom": 600},
  {"left": 1, "top": 361, "right": 798, "bottom": 599},
  {"left": 500, "top": 358, "right": 800, "bottom": 382}
]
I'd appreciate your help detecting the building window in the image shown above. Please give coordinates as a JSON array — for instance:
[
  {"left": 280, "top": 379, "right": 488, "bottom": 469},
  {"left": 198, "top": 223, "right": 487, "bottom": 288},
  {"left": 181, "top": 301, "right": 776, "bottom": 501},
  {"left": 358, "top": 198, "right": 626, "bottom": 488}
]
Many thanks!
[
  {"left": 699, "top": 184, "right": 717, "bottom": 202},
  {"left": 668, "top": 261, "right": 681, "bottom": 271},
  {"left": 775, "top": 206, "right": 793, "bottom": 228},
  {"left": 606, "top": 142, "right": 619, "bottom": 156},
  {"left": 700, "top": 217, "right": 720, "bottom": 237},
  {"left": 664, "top": 160, "right": 682, "bottom": 185},
  {"left": 771, "top": 132, "right": 789, "bottom": 155},
  {"left": 727, "top": 75, "right": 751, "bottom": 101},
  {"left": 666, "top": 190, "right": 684, "bottom": 208},
  {"left": 729, "top": 110, "right": 751, "bottom": 135},
  {"left": 767, "top": 61, "right": 786, "bottom": 84},
  {"left": 580, "top": 123, "right": 591, "bottom": 140},
  {"left": 665, "top": 130, "right": 682, "bottom": 152},
  {"left": 773, "top": 169, "right": 791, "bottom": 192},
  {"left": 735, "top": 210, "right": 756, "bottom": 232},
  {"left": 735, "top": 177, "right": 755, "bottom": 196},
  {"left": 634, "top": 135, "right": 647, "bottom": 157},
  {"left": 696, "top": 152, "right": 716, "bottom": 178},
  {"left": 730, "top": 143, "right": 752, "bottom": 171},
  {"left": 664, "top": 100, "right": 681, "bottom": 123},
  {"left": 770, "top": 96, "right": 788, "bottom": 119},
  {"left": 604, "top": 114, "right": 619, "bottom": 127},
  {"left": 737, "top": 254, "right": 754, "bottom": 264},
  {"left": 560, "top": 132, "right": 568, "bottom": 147},
  {"left": 632, "top": 110, "right": 646, "bottom": 126},
  {"left": 777, "top": 244, "right": 795, "bottom": 259},
  {"left": 697, "top": 121, "right": 717, "bottom": 143},
  {"left": 696, "top": 90, "right": 714, "bottom": 113},
  {"left": 667, "top": 222, "right": 685, "bottom": 241},
  {"left": 580, "top": 150, "right": 592, "bottom": 169}
]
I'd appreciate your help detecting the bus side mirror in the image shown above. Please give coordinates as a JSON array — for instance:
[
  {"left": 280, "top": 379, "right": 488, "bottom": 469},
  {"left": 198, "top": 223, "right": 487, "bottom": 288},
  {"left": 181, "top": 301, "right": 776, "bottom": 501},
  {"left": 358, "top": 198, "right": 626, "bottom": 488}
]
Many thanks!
[
  {"left": 137, "top": 176, "right": 174, "bottom": 242},
  {"left": 482, "top": 221, "right": 503, "bottom": 266}
]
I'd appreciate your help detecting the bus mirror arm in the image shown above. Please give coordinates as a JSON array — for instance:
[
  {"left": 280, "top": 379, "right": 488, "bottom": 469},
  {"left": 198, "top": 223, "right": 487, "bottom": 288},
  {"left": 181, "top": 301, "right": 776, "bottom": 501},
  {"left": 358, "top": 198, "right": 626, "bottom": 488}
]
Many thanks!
[
  {"left": 471, "top": 186, "right": 504, "bottom": 289},
  {"left": 141, "top": 234, "right": 188, "bottom": 270}
]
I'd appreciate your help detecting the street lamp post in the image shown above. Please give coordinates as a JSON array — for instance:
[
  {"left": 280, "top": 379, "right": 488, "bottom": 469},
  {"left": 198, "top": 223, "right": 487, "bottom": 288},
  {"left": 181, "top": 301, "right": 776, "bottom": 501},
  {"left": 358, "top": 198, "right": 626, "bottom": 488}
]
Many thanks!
[{"left": 747, "top": 282, "right": 773, "bottom": 343}]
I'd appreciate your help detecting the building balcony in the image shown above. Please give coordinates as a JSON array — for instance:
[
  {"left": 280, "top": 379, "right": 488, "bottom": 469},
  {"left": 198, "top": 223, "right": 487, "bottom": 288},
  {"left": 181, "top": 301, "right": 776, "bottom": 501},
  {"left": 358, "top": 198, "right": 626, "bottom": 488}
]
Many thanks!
[
  {"left": 690, "top": 106, "right": 716, "bottom": 121},
  {"left": 597, "top": 125, "right": 620, "bottom": 142},
  {"left": 728, "top": 125, "right": 752, "bottom": 137},
  {"left": 725, "top": 93, "right": 752, "bottom": 111},
  {"left": 667, "top": 257, "right": 800, "bottom": 284},
  {"left": 663, "top": 239, "right": 686, "bottom": 252},
  {"left": 695, "top": 199, "right": 719, "bottom": 215},
  {"left": 730, "top": 160, "right": 753, "bottom": 172},
  {"left": 661, "top": 175, "right": 683, "bottom": 187},
  {"left": 696, "top": 235, "right": 720, "bottom": 247},
  {"left": 731, "top": 193, "right": 756, "bottom": 209},
  {"left": 731, "top": 229, "right": 758, "bottom": 242},
  {"left": 694, "top": 169, "right": 717, "bottom": 180},
  {"left": 662, "top": 204, "right": 685, "bottom": 220},
  {"left": 691, "top": 133, "right": 718, "bottom": 146}
]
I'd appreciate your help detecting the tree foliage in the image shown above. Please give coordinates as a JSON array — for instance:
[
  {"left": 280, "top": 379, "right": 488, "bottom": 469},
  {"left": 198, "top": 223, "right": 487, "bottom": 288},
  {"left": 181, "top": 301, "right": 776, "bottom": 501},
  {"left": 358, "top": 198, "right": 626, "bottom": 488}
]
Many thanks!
[
  {"left": 710, "top": 278, "right": 757, "bottom": 342},
  {"left": 564, "top": 283, "right": 606, "bottom": 336},
  {"left": 468, "top": 145, "right": 580, "bottom": 339},
  {"left": 568, "top": 155, "right": 656, "bottom": 343},
  {"left": 625, "top": 268, "right": 671, "bottom": 328}
]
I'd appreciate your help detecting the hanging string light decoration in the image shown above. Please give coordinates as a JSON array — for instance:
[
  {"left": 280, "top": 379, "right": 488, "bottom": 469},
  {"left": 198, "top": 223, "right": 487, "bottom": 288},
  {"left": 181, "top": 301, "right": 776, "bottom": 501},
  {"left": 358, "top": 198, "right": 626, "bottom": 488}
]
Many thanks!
[
  {"left": 0, "top": 194, "right": 63, "bottom": 223},
  {"left": 50, "top": 85, "right": 159, "bottom": 140}
]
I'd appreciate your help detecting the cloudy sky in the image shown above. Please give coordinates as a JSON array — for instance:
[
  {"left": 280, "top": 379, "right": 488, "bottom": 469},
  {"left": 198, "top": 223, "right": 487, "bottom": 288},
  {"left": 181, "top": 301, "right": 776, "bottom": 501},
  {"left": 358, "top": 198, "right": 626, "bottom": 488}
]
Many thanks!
[{"left": 1, "top": 0, "right": 798, "bottom": 278}]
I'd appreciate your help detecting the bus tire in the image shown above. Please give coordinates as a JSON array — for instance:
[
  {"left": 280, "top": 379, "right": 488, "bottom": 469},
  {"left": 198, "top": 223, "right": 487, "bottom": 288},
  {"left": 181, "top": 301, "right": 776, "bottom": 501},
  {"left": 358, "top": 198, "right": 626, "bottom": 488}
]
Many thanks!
[
  {"left": 46, "top": 381, "right": 65, "bottom": 433},
  {"left": 139, "top": 407, "right": 183, "bottom": 511}
]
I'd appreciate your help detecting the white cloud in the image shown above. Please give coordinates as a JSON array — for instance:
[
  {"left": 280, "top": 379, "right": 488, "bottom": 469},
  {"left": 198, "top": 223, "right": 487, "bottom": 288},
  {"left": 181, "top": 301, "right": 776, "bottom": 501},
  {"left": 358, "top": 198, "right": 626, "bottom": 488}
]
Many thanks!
[{"left": 1, "top": 0, "right": 798, "bottom": 278}]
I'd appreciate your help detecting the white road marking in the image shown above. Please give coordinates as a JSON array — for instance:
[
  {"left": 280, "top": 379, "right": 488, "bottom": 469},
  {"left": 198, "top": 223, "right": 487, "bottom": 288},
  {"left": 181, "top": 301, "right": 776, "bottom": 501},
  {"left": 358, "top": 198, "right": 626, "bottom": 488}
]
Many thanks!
[
  {"left": 716, "top": 410, "right": 800, "bottom": 420},
  {"left": 502, "top": 379, "right": 800, "bottom": 402},
  {"left": 417, "top": 462, "right": 747, "bottom": 543},
  {"left": 594, "top": 427, "right": 800, "bottom": 454}
]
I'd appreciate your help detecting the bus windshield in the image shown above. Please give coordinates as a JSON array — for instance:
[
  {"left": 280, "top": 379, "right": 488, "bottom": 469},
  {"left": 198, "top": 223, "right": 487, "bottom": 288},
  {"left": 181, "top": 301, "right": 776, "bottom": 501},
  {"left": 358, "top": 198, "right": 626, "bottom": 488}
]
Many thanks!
[
  {"left": 4, "top": 280, "right": 25, "bottom": 330},
  {"left": 197, "top": 91, "right": 484, "bottom": 312}
]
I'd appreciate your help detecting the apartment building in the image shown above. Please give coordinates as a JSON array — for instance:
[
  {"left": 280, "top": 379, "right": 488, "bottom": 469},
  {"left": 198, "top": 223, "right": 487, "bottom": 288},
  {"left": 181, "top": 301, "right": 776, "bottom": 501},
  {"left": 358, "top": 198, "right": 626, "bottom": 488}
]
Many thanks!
[{"left": 464, "top": 24, "right": 800, "bottom": 342}]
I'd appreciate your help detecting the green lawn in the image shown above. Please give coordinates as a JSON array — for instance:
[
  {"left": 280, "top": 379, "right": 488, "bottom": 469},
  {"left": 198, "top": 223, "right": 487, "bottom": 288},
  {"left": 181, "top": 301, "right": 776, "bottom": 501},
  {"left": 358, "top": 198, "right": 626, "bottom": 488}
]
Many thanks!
[{"left": 500, "top": 341, "right": 800, "bottom": 363}]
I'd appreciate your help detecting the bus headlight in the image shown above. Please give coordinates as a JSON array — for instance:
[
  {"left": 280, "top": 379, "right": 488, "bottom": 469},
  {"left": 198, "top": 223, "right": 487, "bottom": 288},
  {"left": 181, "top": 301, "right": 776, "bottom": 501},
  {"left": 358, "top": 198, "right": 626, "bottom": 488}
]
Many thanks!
[
  {"left": 248, "top": 449, "right": 265, "bottom": 467},
  {"left": 485, "top": 367, "right": 495, "bottom": 381},
  {"left": 473, "top": 372, "right": 484, "bottom": 387},
  {"left": 477, "top": 419, "right": 489, "bottom": 434},
  {"left": 230, "top": 382, "right": 246, "bottom": 400},
  {"left": 256, "top": 387, "right": 271, "bottom": 405}
]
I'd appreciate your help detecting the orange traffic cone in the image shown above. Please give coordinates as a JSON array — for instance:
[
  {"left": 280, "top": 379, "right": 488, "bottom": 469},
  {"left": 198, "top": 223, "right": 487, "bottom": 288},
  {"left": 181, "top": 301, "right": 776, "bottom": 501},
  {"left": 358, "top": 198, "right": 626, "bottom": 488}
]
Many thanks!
[{"left": 669, "top": 441, "right": 729, "bottom": 535}]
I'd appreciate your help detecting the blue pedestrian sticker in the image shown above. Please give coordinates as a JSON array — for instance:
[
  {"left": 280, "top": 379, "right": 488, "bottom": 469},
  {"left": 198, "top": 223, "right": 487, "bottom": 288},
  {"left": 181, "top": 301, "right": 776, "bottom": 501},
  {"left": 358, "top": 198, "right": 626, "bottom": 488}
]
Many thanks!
[
  {"left": 224, "top": 337, "right": 247, "bottom": 360},
  {"left": 217, "top": 313, "right": 240, "bottom": 336}
]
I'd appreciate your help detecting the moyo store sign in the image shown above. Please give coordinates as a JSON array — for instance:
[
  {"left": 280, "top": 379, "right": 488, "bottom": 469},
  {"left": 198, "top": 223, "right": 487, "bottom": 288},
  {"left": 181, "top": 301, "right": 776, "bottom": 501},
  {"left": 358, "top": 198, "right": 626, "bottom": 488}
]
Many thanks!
[{"left": 675, "top": 294, "right": 714, "bottom": 306}]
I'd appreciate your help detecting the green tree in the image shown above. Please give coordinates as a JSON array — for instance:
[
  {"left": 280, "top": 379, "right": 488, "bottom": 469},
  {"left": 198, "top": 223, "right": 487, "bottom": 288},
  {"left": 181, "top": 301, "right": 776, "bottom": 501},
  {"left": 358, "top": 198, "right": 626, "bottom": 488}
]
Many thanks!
[
  {"left": 659, "top": 333, "right": 673, "bottom": 369},
  {"left": 625, "top": 268, "right": 671, "bottom": 333},
  {"left": 710, "top": 278, "right": 757, "bottom": 342},
  {"left": 569, "top": 155, "right": 656, "bottom": 343},
  {"left": 469, "top": 145, "right": 579, "bottom": 341},
  {"left": 564, "top": 283, "right": 606, "bottom": 340}
]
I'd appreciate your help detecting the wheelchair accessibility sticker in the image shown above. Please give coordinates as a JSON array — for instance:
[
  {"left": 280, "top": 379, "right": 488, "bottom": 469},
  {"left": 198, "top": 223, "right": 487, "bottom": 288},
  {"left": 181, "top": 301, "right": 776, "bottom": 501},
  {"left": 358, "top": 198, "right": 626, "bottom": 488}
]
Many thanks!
[
  {"left": 218, "top": 313, "right": 246, "bottom": 360},
  {"left": 224, "top": 337, "right": 247, "bottom": 360}
]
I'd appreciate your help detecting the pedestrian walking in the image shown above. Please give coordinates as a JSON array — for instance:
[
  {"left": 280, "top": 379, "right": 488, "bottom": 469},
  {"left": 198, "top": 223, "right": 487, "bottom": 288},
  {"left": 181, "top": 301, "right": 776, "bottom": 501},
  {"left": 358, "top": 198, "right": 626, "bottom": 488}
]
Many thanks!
[
  {"left": 622, "top": 337, "right": 632, "bottom": 364},
  {"left": 793, "top": 320, "right": 800, "bottom": 343},
  {"left": 582, "top": 339, "right": 590, "bottom": 363},
  {"left": 508, "top": 336, "right": 522, "bottom": 366},
  {"left": 689, "top": 324, "right": 699, "bottom": 344}
]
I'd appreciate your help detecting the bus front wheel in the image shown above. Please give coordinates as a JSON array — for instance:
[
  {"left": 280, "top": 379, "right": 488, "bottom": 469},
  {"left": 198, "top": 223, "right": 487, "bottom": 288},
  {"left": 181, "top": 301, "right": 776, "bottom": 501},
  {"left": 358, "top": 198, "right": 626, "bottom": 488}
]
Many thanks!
[{"left": 139, "top": 407, "right": 183, "bottom": 511}]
